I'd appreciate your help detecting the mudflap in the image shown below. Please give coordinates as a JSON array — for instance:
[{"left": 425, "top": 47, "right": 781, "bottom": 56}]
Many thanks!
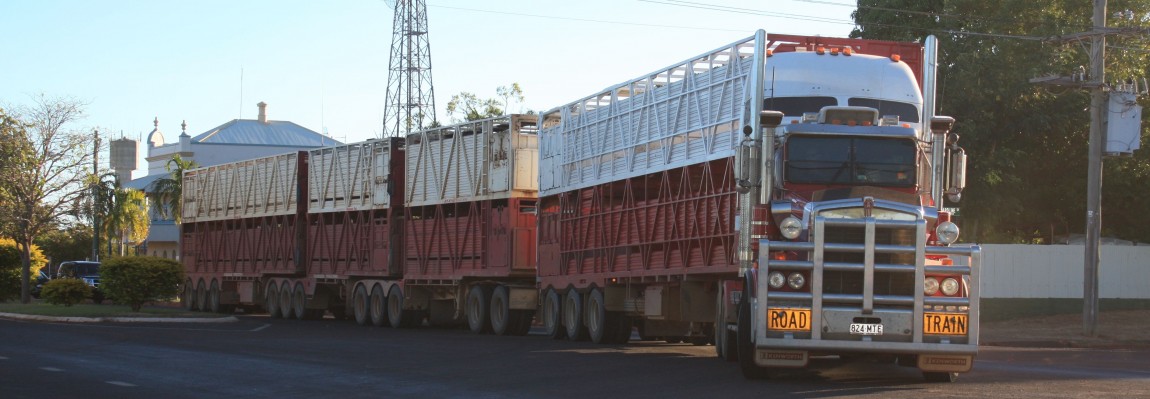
[
  {"left": 754, "top": 349, "right": 809, "bottom": 368},
  {"left": 918, "top": 355, "right": 974, "bottom": 373}
]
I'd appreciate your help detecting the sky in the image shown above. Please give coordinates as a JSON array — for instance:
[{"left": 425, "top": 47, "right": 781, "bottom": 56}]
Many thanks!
[{"left": 0, "top": 0, "right": 857, "bottom": 180}]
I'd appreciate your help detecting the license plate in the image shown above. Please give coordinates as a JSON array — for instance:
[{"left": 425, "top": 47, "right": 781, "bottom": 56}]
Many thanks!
[
  {"left": 767, "top": 308, "right": 811, "bottom": 331},
  {"left": 849, "top": 323, "right": 883, "bottom": 335},
  {"left": 924, "top": 313, "right": 968, "bottom": 335}
]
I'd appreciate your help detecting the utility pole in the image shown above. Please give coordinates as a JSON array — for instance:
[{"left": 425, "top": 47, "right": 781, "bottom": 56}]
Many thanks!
[
  {"left": 1029, "top": 0, "right": 1108, "bottom": 336},
  {"left": 1082, "top": 0, "right": 1106, "bottom": 338},
  {"left": 91, "top": 128, "right": 101, "bottom": 262}
]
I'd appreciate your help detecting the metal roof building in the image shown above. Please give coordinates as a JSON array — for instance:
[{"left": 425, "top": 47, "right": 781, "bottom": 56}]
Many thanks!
[{"left": 124, "top": 102, "right": 342, "bottom": 259}]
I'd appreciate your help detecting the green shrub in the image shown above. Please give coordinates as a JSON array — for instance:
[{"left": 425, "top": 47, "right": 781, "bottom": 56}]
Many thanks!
[
  {"left": 100, "top": 256, "right": 185, "bottom": 311},
  {"left": 0, "top": 238, "right": 48, "bottom": 302},
  {"left": 41, "top": 278, "right": 92, "bottom": 306}
]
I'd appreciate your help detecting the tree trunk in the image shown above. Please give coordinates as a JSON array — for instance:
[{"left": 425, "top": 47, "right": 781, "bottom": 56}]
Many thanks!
[{"left": 18, "top": 237, "right": 32, "bottom": 304}]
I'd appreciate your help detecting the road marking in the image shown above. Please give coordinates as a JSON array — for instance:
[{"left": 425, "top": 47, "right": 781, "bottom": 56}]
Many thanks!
[
  {"left": 106, "top": 381, "right": 137, "bottom": 387},
  {"left": 0, "top": 356, "right": 8, "bottom": 360},
  {"left": 41, "top": 367, "right": 64, "bottom": 372},
  {"left": 251, "top": 323, "right": 272, "bottom": 332}
]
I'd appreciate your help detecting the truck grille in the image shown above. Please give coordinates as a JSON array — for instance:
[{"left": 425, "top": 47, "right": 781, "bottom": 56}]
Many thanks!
[{"left": 823, "top": 226, "right": 915, "bottom": 299}]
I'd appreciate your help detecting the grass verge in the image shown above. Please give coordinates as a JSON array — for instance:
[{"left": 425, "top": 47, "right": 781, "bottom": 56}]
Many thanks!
[{"left": 0, "top": 301, "right": 218, "bottom": 318}]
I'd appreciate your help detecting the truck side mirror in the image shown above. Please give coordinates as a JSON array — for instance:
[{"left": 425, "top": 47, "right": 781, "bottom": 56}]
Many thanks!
[{"left": 947, "top": 146, "right": 966, "bottom": 203}]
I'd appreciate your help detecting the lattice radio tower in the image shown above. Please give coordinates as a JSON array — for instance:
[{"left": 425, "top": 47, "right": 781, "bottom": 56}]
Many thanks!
[{"left": 382, "top": 0, "right": 437, "bottom": 138}]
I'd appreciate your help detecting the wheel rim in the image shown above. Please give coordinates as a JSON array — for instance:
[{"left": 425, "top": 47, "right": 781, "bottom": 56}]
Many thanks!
[
  {"left": 183, "top": 280, "right": 195, "bottom": 310},
  {"left": 587, "top": 289, "right": 605, "bottom": 343},
  {"left": 293, "top": 283, "right": 306, "bottom": 320},
  {"left": 387, "top": 286, "right": 404, "bottom": 328},
  {"left": 196, "top": 280, "right": 207, "bottom": 312},
  {"left": 467, "top": 287, "right": 484, "bottom": 332},
  {"left": 279, "top": 281, "right": 292, "bottom": 319},
  {"left": 353, "top": 285, "right": 369, "bottom": 325},
  {"left": 266, "top": 283, "right": 280, "bottom": 318},
  {"left": 490, "top": 287, "right": 508, "bottom": 335},
  {"left": 209, "top": 280, "right": 221, "bottom": 313},
  {"left": 564, "top": 290, "right": 583, "bottom": 339},
  {"left": 543, "top": 289, "right": 562, "bottom": 338},
  {"left": 370, "top": 285, "right": 386, "bottom": 327}
]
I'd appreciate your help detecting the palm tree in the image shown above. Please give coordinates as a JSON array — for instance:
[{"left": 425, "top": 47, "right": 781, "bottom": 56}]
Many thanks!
[
  {"left": 105, "top": 187, "right": 148, "bottom": 256},
  {"left": 150, "top": 155, "right": 197, "bottom": 224}
]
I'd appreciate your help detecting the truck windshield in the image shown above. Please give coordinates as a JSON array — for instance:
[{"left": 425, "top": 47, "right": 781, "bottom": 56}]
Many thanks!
[{"left": 785, "top": 136, "right": 917, "bottom": 187}]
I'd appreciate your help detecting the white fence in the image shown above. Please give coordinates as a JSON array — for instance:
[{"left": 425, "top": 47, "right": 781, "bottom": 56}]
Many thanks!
[{"left": 980, "top": 244, "right": 1150, "bottom": 299}]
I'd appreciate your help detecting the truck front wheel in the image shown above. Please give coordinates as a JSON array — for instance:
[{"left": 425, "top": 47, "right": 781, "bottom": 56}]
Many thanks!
[{"left": 737, "top": 296, "right": 770, "bottom": 380}]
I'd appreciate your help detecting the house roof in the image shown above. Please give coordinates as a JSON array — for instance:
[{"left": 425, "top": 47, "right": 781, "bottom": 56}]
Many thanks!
[
  {"left": 122, "top": 172, "right": 167, "bottom": 191},
  {"left": 192, "top": 119, "right": 340, "bottom": 147}
]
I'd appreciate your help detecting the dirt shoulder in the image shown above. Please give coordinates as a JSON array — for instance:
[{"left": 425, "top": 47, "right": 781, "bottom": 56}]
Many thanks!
[{"left": 981, "top": 309, "right": 1150, "bottom": 349}]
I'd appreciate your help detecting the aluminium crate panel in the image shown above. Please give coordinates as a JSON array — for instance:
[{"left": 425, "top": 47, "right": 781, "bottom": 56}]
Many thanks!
[
  {"left": 539, "top": 37, "right": 757, "bottom": 197},
  {"left": 405, "top": 114, "right": 538, "bottom": 208},
  {"left": 182, "top": 151, "right": 304, "bottom": 223},
  {"left": 308, "top": 138, "right": 400, "bottom": 213}
]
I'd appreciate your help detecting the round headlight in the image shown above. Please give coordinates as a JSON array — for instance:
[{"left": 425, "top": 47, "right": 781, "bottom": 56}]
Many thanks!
[
  {"left": 787, "top": 272, "right": 805, "bottom": 290},
  {"left": 924, "top": 277, "right": 940, "bottom": 295},
  {"left": 936, "top": 221, "right": 960, "bottom": 244},
  {"left": 767, "top": 271, "right": 786, "bottom": 289},
  {"left": 779, "top": 216, "right": 802, "bottom": 240},
  {"left": 941, "top": 277, "right": 960, "bottom": 296}
]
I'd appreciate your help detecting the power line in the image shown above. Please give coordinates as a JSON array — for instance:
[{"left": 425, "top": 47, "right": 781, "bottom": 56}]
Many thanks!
[{"left": 428, "top": 4, "right": 750, "bottom": 33}]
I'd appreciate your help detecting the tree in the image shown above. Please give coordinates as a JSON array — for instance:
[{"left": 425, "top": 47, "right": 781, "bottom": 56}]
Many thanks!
[
  {"left": 150, "top": 155, "right": 197, "bottom": 224},
  {"left": 35, "top": 224, "right": 94, "bottom": 265},
  {"left": 104, "top": 185, "right": 149, "bottom": 257},
  {"left": 0, "top": 94, "right": 92, "bottom": 303},
  {"left": 0, "top": 238, "right": 48, "bottom": 302},
  {"left": 851, "top": 0, "right": 1150, "bottom": 244},
  {"left": 445, "top": 83, "right": 526, "bottom": 123}
]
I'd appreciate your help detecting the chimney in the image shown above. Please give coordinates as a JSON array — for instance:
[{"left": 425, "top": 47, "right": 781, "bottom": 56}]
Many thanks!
[{"left": 257, "top": 101, "right": 268, "bottom": 123}]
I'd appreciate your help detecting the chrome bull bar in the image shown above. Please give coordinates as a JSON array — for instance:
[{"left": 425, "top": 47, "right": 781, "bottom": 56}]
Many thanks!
[{"left": 755, "top": 216, "right": 981, "bottom": 355}]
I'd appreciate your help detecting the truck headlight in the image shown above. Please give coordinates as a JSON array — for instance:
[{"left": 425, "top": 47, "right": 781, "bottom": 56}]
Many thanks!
[
  {"left": 787, "top": 272, "right": 805, "bottom": 289},
  {"left": 768, "top": 271, "right": 786, "bottom": 289},
  {"left": 779, "top": 216, "right": 802, "bottom": 240},
  {"left": 941, "top": 277, "right": 960, "bottom": 296},
  {"left": 924, "top": 277, "right": 940, "bottom": 295},
  {"left": 935, "top": 221, "right": 960, "bottom": 244}
]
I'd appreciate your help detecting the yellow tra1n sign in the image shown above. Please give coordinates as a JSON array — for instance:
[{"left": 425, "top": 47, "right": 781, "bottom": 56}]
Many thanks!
[{"left": 924, "top": 312, "right": 968, "bottom": 335}]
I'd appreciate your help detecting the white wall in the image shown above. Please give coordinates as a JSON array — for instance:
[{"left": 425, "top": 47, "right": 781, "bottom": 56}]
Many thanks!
[{"left": 980, "top": 244, "right": 1150, "bottom": 299}]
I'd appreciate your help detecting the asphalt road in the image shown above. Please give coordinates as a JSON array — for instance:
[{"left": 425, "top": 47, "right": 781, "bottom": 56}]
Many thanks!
[{"left": 2, "top": 316, "right": 1148, "bottom": 398}]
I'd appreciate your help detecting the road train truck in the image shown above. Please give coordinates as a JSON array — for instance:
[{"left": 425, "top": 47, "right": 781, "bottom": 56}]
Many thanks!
[
  {"left": 536, "top": 30, "right": 979, "bottom": 381},
  {"left": 181, "top": 115, "right": 541, "bottom": 335}
]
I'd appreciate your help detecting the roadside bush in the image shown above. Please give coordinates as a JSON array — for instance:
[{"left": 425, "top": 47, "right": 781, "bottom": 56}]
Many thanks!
[
  {"left": 100, "top": 256, "right": 184, "bottom": 311},
  {"left": 41, "top": 278, "right": 92, "bottom": 306},
  {"left": 0, "top": 238, "right": 48, "bottom": 302}
]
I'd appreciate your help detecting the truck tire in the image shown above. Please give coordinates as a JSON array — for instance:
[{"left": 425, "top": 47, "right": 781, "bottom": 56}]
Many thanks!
[
  {"left": 208, "top": 279, "right": 221, "bottom": 313},
  {"left": 279, "top": 281, "right": 293, "bottom": 319},
  {"left": 266, "top": 282, "right": 281, "bottom": 319},
  {"left": 388, "top": 285, "right": 414, "bottom": 328},
  {"left": 509, "top": 310, "right": 535, "bottom": 336},
  {"left": 196, "top": 279, "right": 208, "bottom": 312},
  {"left": 489, "top": 285, "right": 513, "bottom": 335},
  {"left": 587, "top": 288, "right": 610, "bottom": 344},
  {"left": 542, "top": 288, "right": 566, "bottom": 339},
  {"left": 737, "top": 296, "right": 770, "bottom": 380},
  {"left": 564, "top": 289, "right": 588, "bottom": 341},
  {"left": 183, "top": 279, "right": 196, "bottom": 311},
  {"left": 923, "top": 371, "right": 958, "bottom": 383},
  {"left": 353, "top": 284, "right": 370, "bottom": 326},
  {"left": 467, "top": 285, "right": 492, "bottom": 334},
  {"left": 292, "top": 282, "right": 307, "bottom": 320},
  {"left": 715, "top": 285, "right": 737, "bottom": 361},
  {"left": 370, "top": 284, "right": 388, "bottom": 327}
]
